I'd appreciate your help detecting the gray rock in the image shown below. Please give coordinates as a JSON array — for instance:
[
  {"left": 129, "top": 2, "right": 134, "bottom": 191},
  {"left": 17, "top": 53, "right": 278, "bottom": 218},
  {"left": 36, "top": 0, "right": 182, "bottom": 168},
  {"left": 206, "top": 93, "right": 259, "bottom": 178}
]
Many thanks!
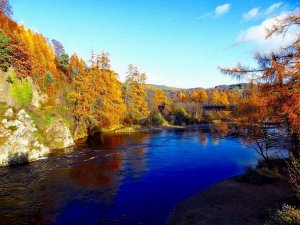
[
  {"left": 0, "top": 109, "right": 49, "bottom": 166},
  {"left": 4, "top": 108, "right": 13, "bottom": 117},
  {"left": 46, "top": 118, "right": 75, "bottom": 150}
]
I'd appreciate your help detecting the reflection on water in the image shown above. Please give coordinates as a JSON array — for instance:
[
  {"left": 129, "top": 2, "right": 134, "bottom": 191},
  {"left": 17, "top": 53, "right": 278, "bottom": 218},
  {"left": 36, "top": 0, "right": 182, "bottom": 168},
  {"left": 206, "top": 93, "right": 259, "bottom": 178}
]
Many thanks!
[
  {"left": 0, "top": 129, "right": 258, "bottom": 225},
  {"left": 212, "top": 134, "right": 219, "bottom": 145},
  {"left": 199, "top": 131, "right": 208, "bottom": 145}
]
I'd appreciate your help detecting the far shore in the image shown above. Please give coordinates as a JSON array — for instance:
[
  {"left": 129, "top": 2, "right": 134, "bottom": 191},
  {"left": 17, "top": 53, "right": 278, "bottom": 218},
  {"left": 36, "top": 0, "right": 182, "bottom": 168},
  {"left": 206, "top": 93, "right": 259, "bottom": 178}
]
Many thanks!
[
  {"left": 100, "top": 124, "right": 212, "bottom": 134},
  {"left": 167, "top": 176, "right": 293, "bottom": 225}
]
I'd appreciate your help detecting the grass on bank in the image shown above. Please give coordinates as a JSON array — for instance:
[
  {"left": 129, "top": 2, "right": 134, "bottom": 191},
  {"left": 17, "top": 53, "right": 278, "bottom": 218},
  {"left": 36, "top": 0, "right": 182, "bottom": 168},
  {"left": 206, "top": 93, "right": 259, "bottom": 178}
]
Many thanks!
[{"left": 9, "top": 71, "right": 32, "bottom": 106}]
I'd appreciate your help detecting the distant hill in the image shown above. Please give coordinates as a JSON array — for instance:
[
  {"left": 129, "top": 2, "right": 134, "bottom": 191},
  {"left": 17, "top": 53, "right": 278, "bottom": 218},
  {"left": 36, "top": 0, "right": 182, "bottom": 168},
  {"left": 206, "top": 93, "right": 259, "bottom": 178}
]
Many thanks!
[
  {"left": 146, "top": 84, "right": 182, "bottom": 92},
  {"left": 146, "top": 83, "right": 250, "bottom": 101},
  {"left": 147, "top": 83, "right": 249, "bottom": 92},
  {"left": 213, "top": 83, "right": 249, "bottom": 91}
]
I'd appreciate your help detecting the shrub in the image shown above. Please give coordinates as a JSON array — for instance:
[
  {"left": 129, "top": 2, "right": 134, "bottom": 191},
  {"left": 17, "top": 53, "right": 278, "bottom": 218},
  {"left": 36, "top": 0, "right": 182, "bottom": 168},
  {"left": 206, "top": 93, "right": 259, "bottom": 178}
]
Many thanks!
[
  {"left": 44, "top": 71, "right": 55, "bottom": 86},
  {"left": 25, "top": 105, "right": 58, "bottom": 137},
  {"left": 9, "top": 72, "right": 32, "bottom": 105},
  {"left": 288, "top": 156, "right": 300, "bottom": 201},
  {"left": 151, "top": 113, "right": 168, "bottom": 127},
  {"left": 266, "top": 204, "right": 300, "bottom": 225},
  {"left": 241, "top": 167, "right": 280, "bottom": 185},
  {"left": 33, "top": 130, "right": 44, "bottom": 144},
  {"left": 0, "top": 102, "right": 7, "bottom": 115},
  {"left": 123, "top": 116, "right": 134, "bottom": 126},
  {"left": 8, "top": 125, "right": 17, "bottom": 131},
  {"left": 173, "top": 107, "right": 191, "bottom": 126}
]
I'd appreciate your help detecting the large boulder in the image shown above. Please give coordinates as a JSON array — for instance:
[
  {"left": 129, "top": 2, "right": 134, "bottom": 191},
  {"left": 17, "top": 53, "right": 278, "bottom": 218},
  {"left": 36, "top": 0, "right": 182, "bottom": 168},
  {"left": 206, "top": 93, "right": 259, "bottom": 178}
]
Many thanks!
[
  {"left": 45, "top": 118, "right": 75, "bottom": 150},
  {"left": 0, "top": 109, "right": 49, "bottom": 166}
]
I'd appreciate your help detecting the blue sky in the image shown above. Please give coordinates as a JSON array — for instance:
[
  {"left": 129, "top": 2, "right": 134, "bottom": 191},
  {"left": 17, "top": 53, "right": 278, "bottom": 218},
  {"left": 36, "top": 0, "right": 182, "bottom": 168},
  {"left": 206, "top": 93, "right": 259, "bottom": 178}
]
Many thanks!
[{"left": 10, "top": 0, "right": 300, "bottom": 88}]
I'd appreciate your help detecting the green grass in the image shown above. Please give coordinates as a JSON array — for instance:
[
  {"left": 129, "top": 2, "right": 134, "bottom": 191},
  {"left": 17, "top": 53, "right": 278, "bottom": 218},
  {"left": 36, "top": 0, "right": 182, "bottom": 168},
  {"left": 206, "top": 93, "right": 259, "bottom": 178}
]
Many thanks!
[
  {"left": 0, "top": 102, "right": 8, "bottom": 120},
  {"left": 33, "top": 130, "right": 45, "bottom": 144},
  {"left": 8, "top": 125, "right": 17, "bottom": 131},
  {"left": 9, "top": 72, "right": 32, "bottom": 105},
  {"left": 44, "top": 112, "right": 55, "bottom": 126}
]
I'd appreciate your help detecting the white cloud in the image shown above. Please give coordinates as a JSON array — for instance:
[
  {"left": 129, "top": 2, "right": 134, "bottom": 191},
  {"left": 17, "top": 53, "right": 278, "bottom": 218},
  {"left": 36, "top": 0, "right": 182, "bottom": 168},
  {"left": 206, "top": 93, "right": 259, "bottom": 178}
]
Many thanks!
[
  {"left": 215, "top": 3, "right": 231, "bottom": 16},
  {"left": 265, "top": 2, "right": 283, "bottom": 15},
  {"left": 235, "top": 12, "right": 297, "bottom": 53},
  {"left": 242, "top": 8, "right": 260, "bottom": 21},
  {"left": 197, "top": 3, "right": 231, "bottom": 20}
]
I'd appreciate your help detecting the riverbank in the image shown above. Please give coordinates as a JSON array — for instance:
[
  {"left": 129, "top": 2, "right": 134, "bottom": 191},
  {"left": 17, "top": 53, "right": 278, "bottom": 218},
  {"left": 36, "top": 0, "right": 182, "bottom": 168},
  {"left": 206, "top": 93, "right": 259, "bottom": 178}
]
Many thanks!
[
  {"left": 167, "top": 176, "right": 293, "bottom": 225},
  {"left": 101, "top": 124, "right": 211, "bottom": 134}
]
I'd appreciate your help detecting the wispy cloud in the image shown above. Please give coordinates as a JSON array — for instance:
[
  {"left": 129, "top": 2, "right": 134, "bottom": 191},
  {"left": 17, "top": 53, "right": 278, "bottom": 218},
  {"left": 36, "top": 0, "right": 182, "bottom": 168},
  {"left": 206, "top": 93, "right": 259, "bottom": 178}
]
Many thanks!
[
  {"left": 265, "top": 2, "right": 283, "bottom": 15},
  {"left": 242, "top": 8, "right": 260, "bottom": 21},
  {"left": 235, "top": 11, "right": 297, "bottom": 53},
  {"left": 197, "top": 3, "right": 231, "bottom": 20},
  {"left": 241, "top": 2, "right": 283, "bottom": 22}
]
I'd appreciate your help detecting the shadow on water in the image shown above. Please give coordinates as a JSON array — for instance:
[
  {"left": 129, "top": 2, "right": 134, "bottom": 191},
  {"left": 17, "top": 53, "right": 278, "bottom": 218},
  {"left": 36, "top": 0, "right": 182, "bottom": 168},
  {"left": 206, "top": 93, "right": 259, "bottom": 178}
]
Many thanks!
[
  {"left": 7, "top": 152, "right": 29, "bottom": 167},
  {"left": 0, "top": 129, "right": 259, "bottom": 225}
]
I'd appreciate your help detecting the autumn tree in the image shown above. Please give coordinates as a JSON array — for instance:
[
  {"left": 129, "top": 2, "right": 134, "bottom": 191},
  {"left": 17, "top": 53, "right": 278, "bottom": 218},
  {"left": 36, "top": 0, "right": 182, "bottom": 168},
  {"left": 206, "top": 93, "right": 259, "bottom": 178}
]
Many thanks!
[
  {"left": 92, "top": 52, "right": 126, "bottom": 127},
  {"left": 220, "top": 13, "right": 300, "bottom": 155},
  {"left": 196, "top": 89, "right": 208, "bottom": 104},
  {"left": 210, "top": 90, "right": 229, "bottom": 105},
  {"left": 178, "top": 91, "right": 187, "bottom": 102},
  {"left": 15, "top": 28, "right": 58, "bottom": 79},
  {"left": 69, "top": 52, "right": 125, "bottom": 135},
  {"left": 123, "top": 64, "right": 150, "bottom": 121},
  {"left": 9, "top": 38, "right": 32, "bottom": 77},
  {"left": 189, "top": 89, "right": 208, "bottom": 117},
  {"left": 153, "top": 88, "right": 168, "bottom": 111},
  {"left": 68, "top": 53, "right": 85, "bottom": 78}
]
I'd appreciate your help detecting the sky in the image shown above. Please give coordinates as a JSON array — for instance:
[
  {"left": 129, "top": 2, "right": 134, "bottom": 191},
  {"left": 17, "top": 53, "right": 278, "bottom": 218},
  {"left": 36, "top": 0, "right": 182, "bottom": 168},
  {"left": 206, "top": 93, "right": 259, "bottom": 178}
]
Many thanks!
[{"left": 10, "top": 0, "right": 300, "bottom": 88}]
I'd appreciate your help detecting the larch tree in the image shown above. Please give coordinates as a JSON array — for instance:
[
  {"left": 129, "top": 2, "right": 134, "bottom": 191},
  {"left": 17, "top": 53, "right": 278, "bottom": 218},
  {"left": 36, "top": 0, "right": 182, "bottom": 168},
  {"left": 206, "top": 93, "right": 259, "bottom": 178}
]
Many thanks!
[
  {"left": 220, "top": 13, "right": 300, "bottom": 155},
  {"left": 153, "top": 88, "right": 168, "bottom": 111},
  {"left": 10, "top": 38, "right": 32, "bottom": 77},
  {"left": 210, "top": 90, "right": 220, "bottom": 105},
  {"left": 92, "top": 52, "right": 126, "bottom": 127},
  {"left": 123, "top": 64, "right": 150, "bottom": 121},
  {"left": 190, "top": 89, "right": 208, "bottom": 117},
  {"left": 178, "top": 92, "right": 187, "bottom": 102}
]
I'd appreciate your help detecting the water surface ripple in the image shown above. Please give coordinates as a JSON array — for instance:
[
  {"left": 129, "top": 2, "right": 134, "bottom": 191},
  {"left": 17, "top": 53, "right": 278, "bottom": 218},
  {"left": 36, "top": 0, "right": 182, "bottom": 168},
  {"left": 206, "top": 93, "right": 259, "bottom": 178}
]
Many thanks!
[{"left": 0, "top": 128, "right": 258, "bottom": 225}]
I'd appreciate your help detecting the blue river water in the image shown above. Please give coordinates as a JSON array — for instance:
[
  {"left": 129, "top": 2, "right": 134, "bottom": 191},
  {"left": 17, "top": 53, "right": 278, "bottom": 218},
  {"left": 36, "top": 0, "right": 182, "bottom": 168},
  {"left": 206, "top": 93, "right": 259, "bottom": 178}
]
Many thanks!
[{"left": 0, "top": 128, "right": 259, "bottom": 225}]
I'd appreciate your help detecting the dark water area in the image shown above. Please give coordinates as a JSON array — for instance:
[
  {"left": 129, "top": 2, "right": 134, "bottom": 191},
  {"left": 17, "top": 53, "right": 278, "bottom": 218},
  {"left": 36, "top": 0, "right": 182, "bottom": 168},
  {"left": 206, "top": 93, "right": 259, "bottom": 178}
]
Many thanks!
[{"left": 0, "top": 128, "right": 259, "bottom": 225}]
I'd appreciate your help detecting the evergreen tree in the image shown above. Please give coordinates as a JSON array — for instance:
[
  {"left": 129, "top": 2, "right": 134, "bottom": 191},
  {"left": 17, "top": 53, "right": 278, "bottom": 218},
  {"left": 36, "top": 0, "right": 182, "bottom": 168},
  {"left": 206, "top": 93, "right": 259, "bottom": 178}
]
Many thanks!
[{"left": 0, "top": 29, "right": 11, "bottom": 71}]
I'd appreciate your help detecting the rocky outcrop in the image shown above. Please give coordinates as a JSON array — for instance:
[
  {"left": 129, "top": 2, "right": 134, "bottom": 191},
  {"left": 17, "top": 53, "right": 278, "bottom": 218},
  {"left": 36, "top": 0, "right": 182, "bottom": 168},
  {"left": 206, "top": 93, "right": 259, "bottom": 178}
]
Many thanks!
[
  {"left": 45, "top": 118, "right": 75, "bottom": 150},
  {"left": 0, "top": 70, "right": 75, "bottom": 166},
  {"left": 0, "top": 109, "right": 49, "bottom": 166},
  {"left": 0, "top": 70, "right": 48, "bottom": 108}
]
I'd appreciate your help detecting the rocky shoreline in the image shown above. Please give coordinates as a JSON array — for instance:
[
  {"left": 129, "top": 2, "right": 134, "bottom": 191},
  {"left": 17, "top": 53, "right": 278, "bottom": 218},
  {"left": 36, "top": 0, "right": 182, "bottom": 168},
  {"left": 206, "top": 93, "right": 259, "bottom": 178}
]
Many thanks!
[{"left": 0, "top": 108, "right": 74, "bottom": 166}]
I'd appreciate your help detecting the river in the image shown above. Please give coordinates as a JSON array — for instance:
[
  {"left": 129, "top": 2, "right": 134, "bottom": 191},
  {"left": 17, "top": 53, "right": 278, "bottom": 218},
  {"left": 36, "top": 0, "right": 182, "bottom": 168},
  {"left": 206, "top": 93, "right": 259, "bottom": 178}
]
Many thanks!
[{"left": 0, "top": 127, "right": 259, "bottom": 225}]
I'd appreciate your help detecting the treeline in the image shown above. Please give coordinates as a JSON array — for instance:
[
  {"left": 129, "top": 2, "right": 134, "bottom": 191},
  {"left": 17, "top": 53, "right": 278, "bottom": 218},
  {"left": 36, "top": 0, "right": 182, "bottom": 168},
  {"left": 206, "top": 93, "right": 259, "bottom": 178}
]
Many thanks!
[
  {"left": 0, "top": 3, "right": 162, "bottom": 137},
  {"left": 0, "top": 0, "right": 247, "bottom": 139}
]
